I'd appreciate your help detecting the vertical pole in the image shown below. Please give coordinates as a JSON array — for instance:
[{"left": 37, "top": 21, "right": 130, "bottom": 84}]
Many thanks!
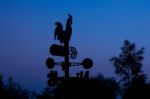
[{"left": 64, "top": 42, "right": 69, "bottom": 77}]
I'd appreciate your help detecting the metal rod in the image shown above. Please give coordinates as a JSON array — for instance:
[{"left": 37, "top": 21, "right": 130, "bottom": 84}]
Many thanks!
[{"left": 64, "top": 42, "right": 69, "bottom": 77}]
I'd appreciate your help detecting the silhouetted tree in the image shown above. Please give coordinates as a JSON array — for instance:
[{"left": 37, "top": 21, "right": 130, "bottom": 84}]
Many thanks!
[
  {"left": 0, "top": 75, "right": 4, "bottom": 98},
  {"left": 123, "top": 77, "right": 150, "bottom": 99},
  {"left": 36, "top": 87, "right": 53, "bottom": 99},
  {"left": 0, "top": 75, "right": 30, "bottom": 99},
  {"left": 110, "top": 40, "right": 150, "bottom": 99},
  {"left": 110, "top": 40, "right": 146, "bottom": 87},
  {"left": 0, "top": 75, "right": 3, "bottom": 89}
]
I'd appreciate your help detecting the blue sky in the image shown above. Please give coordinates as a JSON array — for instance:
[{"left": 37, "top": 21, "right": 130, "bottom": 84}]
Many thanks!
[{"left": 0, "top": 0, "right": 150, "bottom": 92}]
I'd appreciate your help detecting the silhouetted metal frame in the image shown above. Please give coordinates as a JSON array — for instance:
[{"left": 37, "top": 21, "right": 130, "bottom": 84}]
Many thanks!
[{"left": 64, "top": 42, "right": 70, "bottom": 77}]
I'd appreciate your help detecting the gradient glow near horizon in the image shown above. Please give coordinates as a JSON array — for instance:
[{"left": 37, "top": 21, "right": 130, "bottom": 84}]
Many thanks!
[{"left": 0, "top": 0, "right": 150, "bottom": 92}]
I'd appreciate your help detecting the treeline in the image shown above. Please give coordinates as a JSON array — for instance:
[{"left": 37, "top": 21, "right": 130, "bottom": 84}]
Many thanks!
[
  {"left": 1, "top": 40, "right": 150, "bottom": 99},
  {"left": 0, "top": 75, "right": 36, "bottom": 99},
  {"left": 1, "top": 73, "right": 150, "bottom": 99}
]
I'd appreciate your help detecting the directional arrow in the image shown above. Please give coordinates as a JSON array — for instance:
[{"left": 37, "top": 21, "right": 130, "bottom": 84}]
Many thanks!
[{"left": 69, "top": 47, "right": 77, "bottom": 59}]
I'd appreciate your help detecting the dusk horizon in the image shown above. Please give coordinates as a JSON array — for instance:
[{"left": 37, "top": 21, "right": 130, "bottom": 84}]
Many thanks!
[{"left": 1, "top": 0, "right": 150, "bottom": 94}]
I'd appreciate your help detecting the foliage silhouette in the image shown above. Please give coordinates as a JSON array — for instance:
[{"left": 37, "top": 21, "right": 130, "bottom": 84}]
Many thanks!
[
  {"left": 110, "top": 40, "right": 150, "bottom": 99},
  {"left": 123, "top": 77, "right": 150, "bottom": 99},
  {"left": 36, "top": 87, "right": 54, "bottom": 99},
  {"left": 0, "top": 75, "right": 30, "bottom": 99},
  {"left": 110, "top": 40, "right": 146, "bottom": 87}
]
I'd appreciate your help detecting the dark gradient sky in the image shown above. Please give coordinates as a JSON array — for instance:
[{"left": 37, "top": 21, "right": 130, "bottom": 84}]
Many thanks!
[{"left": 0, "top": 0, "right": 150, "bottom": 92}]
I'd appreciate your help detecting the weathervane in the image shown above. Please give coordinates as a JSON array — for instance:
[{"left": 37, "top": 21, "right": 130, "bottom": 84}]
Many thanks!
[{"left": 46, "top": 14, "right": 93, "bottom": 87}]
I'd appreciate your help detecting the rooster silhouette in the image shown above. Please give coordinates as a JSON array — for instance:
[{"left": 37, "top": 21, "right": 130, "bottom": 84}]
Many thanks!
[{"left": 54, "top": 14, "right": 72, "bottom": 44}]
